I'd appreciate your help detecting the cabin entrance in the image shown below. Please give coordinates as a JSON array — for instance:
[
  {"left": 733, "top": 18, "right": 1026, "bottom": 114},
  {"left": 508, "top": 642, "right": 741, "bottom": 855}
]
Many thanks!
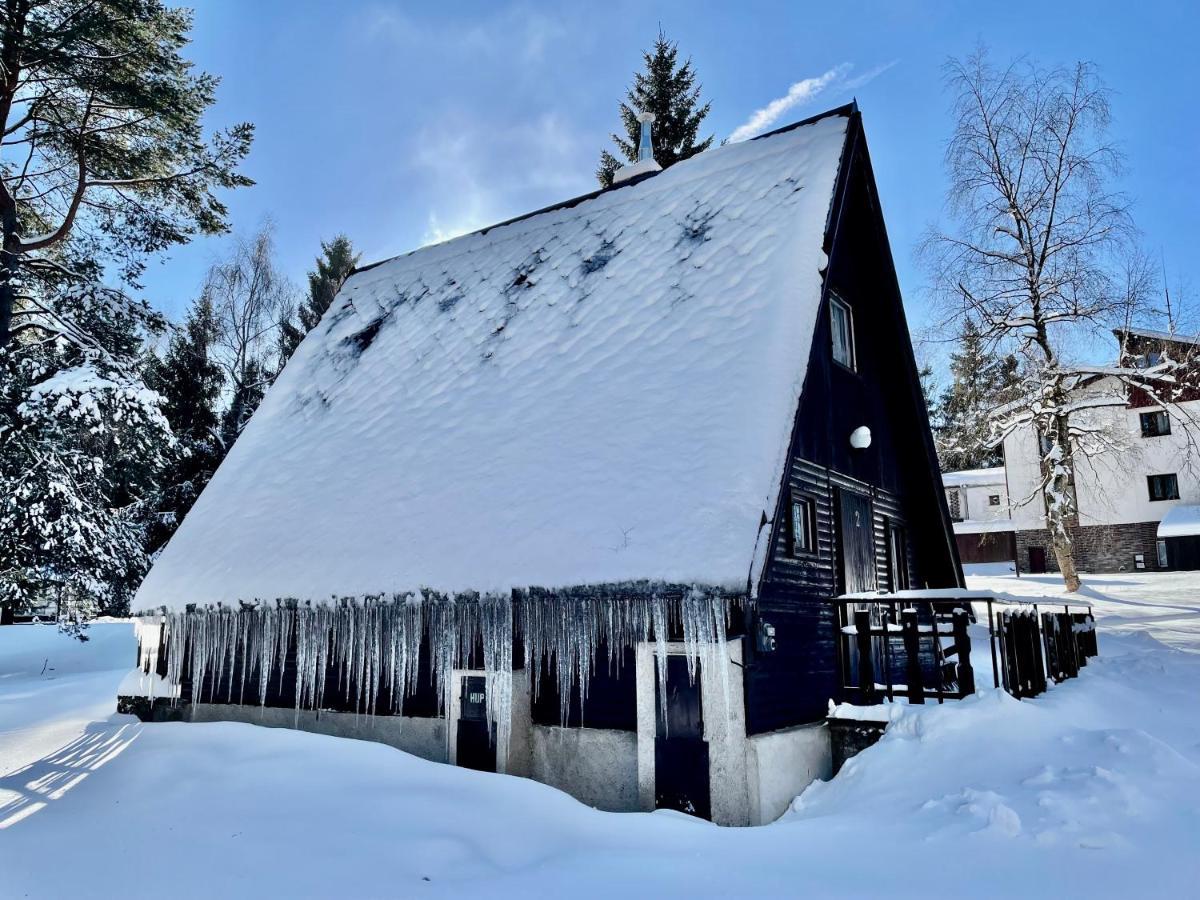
[
  {"left": 837, "top": 488, "right": 877, "bottom": 594},
  {"left": 1028, "top": 547, "right": 1048, "bottom": 574},
  {"left": 456, "top": 675, "right": 496, "bottom": 773},
  {"left": 654, "top": 655, "right": 711, "bottom": 819}
]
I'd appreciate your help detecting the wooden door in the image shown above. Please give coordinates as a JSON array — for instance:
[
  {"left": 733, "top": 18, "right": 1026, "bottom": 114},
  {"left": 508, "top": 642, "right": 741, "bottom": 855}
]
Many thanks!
[
  {"left": 1028, "top": 547, "right": 1047, "bottom": 574},
  {"left": 654, "top": 656, "right": 711, "bottom": 819},
  {"left": 456, "top": 675, "right": 496, "bottom": 772},
  {"left": 837, "top": 488, "right": 877, "bottom": 594}
]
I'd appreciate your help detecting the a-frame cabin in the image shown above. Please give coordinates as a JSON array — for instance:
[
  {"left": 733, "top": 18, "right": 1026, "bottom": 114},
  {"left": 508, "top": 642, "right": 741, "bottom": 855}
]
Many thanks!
[{"left": 126, "top": 103, "right": 962, "bottom": 826}]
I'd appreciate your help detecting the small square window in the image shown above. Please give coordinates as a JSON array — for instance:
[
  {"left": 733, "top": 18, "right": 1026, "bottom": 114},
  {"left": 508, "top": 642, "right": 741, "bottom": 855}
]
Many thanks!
[
  {"left": 1140, "top": 410, "right": 1171, "bottom": 437},
  {"left": 830, "top": 295, "right": 855, "bottom": 370},
  {"left": 988, "top": 494, "right": 1001, "bottom": 506},
  {"left": 790, "top": 494, "right": 817, "bottom": 556},
  {"left": 1147, "top": 474, "right": 1180, "bottom": 502}
]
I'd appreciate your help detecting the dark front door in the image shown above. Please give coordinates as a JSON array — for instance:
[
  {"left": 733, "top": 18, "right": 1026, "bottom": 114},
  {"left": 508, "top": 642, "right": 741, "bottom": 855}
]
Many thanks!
[
  {"left": 456, "top": 675, "right": 496, "bottom": 773},
  {"left": 654, "top": 655, "right": 710, "bottom": 820},
  {"left": 1028, "top": 547, "right": 1047, "bottom": 574},
  {"left": 837, "top": 488, "right": 877, "bottom": 594}
]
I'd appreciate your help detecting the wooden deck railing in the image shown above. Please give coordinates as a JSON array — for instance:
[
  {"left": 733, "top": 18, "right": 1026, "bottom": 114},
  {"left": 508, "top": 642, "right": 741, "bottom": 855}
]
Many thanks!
[{"left": 832, "top": 593, "right": 1097, "bottom": 707}]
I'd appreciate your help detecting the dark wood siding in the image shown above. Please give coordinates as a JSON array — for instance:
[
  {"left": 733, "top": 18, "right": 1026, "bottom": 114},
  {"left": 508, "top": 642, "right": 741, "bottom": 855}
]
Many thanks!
[{"left": 745, "top": 111, "right": 961, "bottom": 736}]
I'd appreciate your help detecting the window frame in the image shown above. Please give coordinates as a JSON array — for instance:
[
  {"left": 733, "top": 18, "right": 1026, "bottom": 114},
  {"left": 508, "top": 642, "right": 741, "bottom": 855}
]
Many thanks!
[
  {"left": 988, "top": 494, "right": 1001, "bottom": 507},
  {"left": 1139, "top": 410, "right": 1171, "bottom": 438},
  {"left": 1147, "top": 473, "right": 1180, "bottom": 502},
  {"left": 788, "top": 491, "right": 819, "bottom": 558},
  {"left": 886, "top": 519, "right": 910, "bottom": 592},
  {"left": 829, "top": 294, "right": 856, "bottom": 371}
]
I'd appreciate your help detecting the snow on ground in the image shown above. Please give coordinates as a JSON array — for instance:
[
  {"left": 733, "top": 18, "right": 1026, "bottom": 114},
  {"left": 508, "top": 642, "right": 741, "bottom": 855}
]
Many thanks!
[
  {"left": 2, "top": 572, "right": 1199, "bottom": 898},
  {"left": 965, "top": 564, "right": 1200, "bottom": 652}
]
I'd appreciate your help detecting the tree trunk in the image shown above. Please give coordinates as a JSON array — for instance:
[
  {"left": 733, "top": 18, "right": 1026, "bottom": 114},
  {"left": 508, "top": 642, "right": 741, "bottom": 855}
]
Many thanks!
[
  {"left": 1045, "top": 409, "right": 1082, "bottom": 592},
  {"left": 0, "top": 229, "right": 20, "bottom": 349},
  {"left": 1052, "top": 533, "right": 1081, "bottom": 593}
]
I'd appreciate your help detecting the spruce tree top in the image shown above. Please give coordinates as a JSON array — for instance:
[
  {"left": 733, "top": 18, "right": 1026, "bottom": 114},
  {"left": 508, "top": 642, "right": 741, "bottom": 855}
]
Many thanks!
[{"left": 596, "top": 30, "right": 713, "bottom": 187}]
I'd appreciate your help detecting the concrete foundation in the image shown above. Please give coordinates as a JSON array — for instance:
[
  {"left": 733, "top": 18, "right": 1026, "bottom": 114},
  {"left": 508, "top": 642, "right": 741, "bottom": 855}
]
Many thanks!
[
  {"left": 745, "top": 722, "right": 832, "bottom": 824},
  {"left": 187, "top": 703, "right": 449, "bottom": 764},
  {"left": 119, "top": 638, "right": 836, "bottom": 827},
  {"left": 530, "top": 725, "right": 639, "bottom": 811}
]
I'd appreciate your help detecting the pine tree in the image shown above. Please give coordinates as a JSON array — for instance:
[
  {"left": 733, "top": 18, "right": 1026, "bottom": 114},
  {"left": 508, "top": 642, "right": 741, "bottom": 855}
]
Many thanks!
[
  {"left": 0, "top": 1, "right": 253, "bottom": 351},
  {"left": 596, "top": 29, "right": 713, "bottom": 187},
  {"left": 278, "top": 235, "right": 359, "bottom": 366},
  {"left": 145, "top": 295, "right": 224, "bottom": 550},
  {"left": 935, "top": 318, "right": 1021, "bottom": 471},
  {"left": 0, "top": 277, "right": 173, "bottom": 621}
]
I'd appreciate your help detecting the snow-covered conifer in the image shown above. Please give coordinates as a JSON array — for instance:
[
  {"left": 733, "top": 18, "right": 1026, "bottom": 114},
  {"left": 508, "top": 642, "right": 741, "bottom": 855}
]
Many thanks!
[{"left": 596, "top": 30, "right": 713, "bottom": 187}]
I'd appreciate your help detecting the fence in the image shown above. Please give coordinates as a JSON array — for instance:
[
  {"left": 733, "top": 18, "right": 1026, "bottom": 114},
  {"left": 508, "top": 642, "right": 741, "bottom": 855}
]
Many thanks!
[{"left": 832, "top": 594, "right": 1097, "bottom": 706}]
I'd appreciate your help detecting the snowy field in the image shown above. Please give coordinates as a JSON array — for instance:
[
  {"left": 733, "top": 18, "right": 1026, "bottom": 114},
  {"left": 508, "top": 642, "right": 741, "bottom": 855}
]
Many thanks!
[{"left": 1, "top": 571, "right": 1198, "bottom": 899}]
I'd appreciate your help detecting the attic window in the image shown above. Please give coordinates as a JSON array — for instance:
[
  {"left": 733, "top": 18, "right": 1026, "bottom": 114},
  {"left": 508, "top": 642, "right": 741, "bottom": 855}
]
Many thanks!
[{"left": 830, "top": 295, "right": 855, "bottom": 370}]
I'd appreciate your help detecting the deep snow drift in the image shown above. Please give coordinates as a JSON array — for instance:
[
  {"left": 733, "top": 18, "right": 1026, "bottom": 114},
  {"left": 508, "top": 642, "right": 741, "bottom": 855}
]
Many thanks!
[{"left": 2, "top": 572, "right": 1199, "bottom": 898}]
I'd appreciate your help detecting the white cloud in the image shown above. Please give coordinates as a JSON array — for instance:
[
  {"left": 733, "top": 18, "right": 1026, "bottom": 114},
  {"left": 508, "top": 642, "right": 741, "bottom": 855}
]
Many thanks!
[
  {"left": 361, "top": 4, "right": 565, "bottom": 64},
  {"left": 412, "top": 111, "right": 591, "bottom": 247},
  {"left": 728, "top": 61, "right": 898, "bottom": 143}
]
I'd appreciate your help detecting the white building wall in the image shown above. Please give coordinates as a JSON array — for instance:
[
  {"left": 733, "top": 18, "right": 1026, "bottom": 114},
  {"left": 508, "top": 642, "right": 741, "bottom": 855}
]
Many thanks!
[
  {"left": 1001, "top": 391, "right": 1200, "bottom": 528},
  {"left": 942, "top": 468, "right": 1013, "bottom": 533}
]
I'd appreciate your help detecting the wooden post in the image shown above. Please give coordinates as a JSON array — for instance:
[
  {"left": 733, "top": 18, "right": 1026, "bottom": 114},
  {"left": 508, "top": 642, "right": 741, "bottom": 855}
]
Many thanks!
[
  {"left": 854, "top": 609, "right": 876, "bottom": 704},
  {"left": 1029, "top": 612, "right": 1048, "bottom": 696},
  {"left": 901, "top": 608, "right": 924, "bottom": 704},
  {"left": 987, "top": 600, "right": 1000, "bottom": 690},
  {"left": 952, "top": 609, "right": 974, "bottom": 696},
  {"left": 882, "top": 603, "right": 895, "bottom": 702}
]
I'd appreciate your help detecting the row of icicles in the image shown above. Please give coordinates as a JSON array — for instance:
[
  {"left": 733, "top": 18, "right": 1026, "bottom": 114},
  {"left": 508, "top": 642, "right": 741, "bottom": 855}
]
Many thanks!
[{"left": 135, "top": 587, "right": 741, "bottom": 756}]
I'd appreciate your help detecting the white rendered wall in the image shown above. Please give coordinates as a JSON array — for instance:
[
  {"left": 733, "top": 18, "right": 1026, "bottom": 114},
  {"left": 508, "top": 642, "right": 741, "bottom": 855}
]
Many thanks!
[
  {"left": 530, "top": 726, "right": 639, "bottom": 812},
  {"left": 187, "top": 704, "right": 449, "bottom": 763},
  {"left": 745, "top": 722, "right": 832, "bottom": 824},
  {"left": 1002, "top": 394, "right": 1200, "bottom": 529}
]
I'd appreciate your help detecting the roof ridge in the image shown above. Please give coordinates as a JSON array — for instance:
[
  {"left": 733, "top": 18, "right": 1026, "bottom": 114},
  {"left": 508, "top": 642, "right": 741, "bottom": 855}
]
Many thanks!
[{"left": 353, "top": 103, "right": 857, "bottom": 279}]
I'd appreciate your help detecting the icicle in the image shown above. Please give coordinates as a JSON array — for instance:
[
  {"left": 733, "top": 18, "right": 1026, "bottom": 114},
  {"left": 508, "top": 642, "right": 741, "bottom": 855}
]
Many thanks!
[{"left": 156, "top": 585, "right": 740, "bottom": 768}]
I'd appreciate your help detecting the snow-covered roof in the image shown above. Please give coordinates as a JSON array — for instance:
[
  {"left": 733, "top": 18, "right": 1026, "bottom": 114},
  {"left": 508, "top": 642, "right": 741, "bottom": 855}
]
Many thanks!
[
  {"left": 135, "top": 110, "right": 852, "bottom": 611},
  {"left": 941, "top": 467, "right": 1005, "bottom": 488},
  {"left": 1115, "top": 326, "right": 1200, "bottom": 347},
  {"left": 952, "top": 520, "right": 1015, "bottom": 535},
  {"left": 1158, "top": 505, "right": 1200, "bottom": 539}
]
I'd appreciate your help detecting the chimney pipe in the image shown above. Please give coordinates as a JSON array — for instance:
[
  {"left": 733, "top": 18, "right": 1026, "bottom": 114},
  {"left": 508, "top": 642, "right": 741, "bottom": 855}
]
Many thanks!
[
  {"left": 612, "top": 111, "right": 663, "bottom": 185},
  {"left": 637, "top": 111, "right": 655, "bottom": 162}
]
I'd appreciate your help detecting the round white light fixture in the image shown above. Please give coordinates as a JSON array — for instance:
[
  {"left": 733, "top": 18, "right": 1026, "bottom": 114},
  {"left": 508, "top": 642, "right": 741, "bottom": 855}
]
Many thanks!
[{"left": 850, "top": 426, "right": 872, "bottom": 450}]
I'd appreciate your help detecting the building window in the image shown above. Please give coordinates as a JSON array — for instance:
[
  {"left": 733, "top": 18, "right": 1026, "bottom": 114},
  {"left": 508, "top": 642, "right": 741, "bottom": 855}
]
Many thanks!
[
  {"left": 1157, "top": 540, "right": 1169, "bottom": 568},
  {"left": 947, "top": 489, "right": 963, "bottom": 522},
  {"left": 1147, "top": 474, "right": 1180, "bottom": 501},
  {"left": 830, "top": 295, "right": 855, "bottom": 370},
  {"left": 1140, "top": 410, "right": 1171, "bottom": 437},
  {"left": 790, "top": 494, "right": 817, "bottom": 556},
  {"left": 887, "top": 520, "right": 910, "bottom": 591},
  {"left": 988, "top": 494, "right": 1001, "bottom": 506}
]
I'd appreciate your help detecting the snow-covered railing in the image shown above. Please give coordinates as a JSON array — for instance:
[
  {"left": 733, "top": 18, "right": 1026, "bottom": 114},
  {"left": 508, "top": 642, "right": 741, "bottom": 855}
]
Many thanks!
[{"left": 832, "top": 591, "right": 1097, "bottom": 706}]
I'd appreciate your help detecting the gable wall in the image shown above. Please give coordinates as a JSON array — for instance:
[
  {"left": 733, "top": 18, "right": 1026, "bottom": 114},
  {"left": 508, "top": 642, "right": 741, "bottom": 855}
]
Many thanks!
[{"left": 744, "top": 116, "right": 962, "bottom": 735}]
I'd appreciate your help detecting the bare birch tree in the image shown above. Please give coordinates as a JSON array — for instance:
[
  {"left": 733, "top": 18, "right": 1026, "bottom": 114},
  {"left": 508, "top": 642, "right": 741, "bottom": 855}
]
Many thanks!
[
  {"left": 205, "top": 225, "right": 292, "bottom": 447},
  {"left": 925, "top": 50, "right": 1195, "bottom": 590}
]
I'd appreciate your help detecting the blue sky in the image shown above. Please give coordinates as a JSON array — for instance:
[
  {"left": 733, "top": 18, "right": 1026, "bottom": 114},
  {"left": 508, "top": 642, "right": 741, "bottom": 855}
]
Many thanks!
[{"left": 145, "top": 0, "right": 1199, "bottom": 348}]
